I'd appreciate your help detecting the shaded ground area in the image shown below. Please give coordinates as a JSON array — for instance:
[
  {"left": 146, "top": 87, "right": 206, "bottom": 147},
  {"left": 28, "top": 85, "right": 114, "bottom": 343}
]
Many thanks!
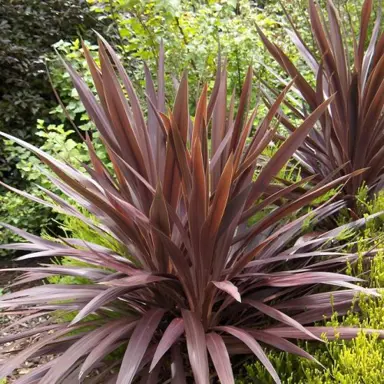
[
  {"left": 0, "top": 314, "right": 54, "bottom": 382},
  {"left": 0, "top": 258, "right": 36, "bottom": 288},
  {"left": 0, "top": 258, "right": 117, "bottom": 383},
  {"left": 0, "top": 257, "right": 55, "bottom": 382}
]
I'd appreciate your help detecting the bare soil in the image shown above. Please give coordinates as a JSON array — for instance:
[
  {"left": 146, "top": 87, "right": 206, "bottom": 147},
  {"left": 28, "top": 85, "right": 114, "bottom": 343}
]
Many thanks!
[{"left": 0, "top": 258, "right": 55, "bottom": 382}]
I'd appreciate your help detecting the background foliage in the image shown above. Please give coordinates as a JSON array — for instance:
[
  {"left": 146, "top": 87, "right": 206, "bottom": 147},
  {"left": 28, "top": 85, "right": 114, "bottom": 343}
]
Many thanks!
[
  {"left": 0, "top": 1, "right": 105, "bottom": 254},
  {"left": 0, "top": 0, "right": 104, "bottom": 185}
]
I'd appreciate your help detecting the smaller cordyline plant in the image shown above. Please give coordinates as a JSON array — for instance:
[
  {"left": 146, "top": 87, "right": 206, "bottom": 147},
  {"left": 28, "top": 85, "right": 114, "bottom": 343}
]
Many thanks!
[
  {"left": 257, "top": 0, "right": 384, "bottom": 200},
  {"left": 0, "top": 35, "right": 383, "bottom": 384}
]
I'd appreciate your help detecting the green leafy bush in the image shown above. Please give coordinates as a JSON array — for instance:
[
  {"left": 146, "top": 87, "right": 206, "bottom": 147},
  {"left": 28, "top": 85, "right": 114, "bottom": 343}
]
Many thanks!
[
  {"left": 0, "top": 0, "right": 103, "bottom": 186},
  {"left": 88, "top": 0, "right": 301, "bottom": 105},
  {"left": 0, "top": 190, "right": 51, "bottom": 257},
  {"left": 240, "top": 286, "right": 384, "bottom": 384},
  {"left": 238, "top": 329, "right": 384, "bottom": 384}
]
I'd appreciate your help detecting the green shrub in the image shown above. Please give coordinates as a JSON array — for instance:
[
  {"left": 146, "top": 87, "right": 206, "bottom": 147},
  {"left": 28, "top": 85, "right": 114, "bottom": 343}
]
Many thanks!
[
  {"left": 356, "top": 186, "right": 384, "bottom": 228},
  {"left": 0, "top": 189, "right": 51, "bottom": 257},
  {"left": 240, "top": 191, "right": 384, "bottom": 383},
  {"left": 0, "top": 0, "right": 103, "bottom": 187},
  {"left": 238, "top": 293, "right": 384, "bottom": 383},
  {"left": 88, "top": 0, "right": 311, "bottom": 109},
  {"left": 238, "top": 328, "right": 384, "bottom": 384}
]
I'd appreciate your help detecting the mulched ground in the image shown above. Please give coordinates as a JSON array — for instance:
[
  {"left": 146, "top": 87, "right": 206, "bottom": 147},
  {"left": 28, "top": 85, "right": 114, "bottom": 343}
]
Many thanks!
[
  {"left": 0, "top": 258, "right": 116, "bottom": 383},
  {"left": 0, "top": 257, "right": 56, "bottom": 382},
  {"left": 0, "top": 314, "right": 54, "bottom": 382}
]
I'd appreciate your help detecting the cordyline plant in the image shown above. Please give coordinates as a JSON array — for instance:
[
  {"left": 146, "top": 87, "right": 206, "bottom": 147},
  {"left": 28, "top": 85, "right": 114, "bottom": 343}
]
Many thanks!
[
  {"left": 258, "top": 0, "right": 384, "bottom": 199},
  {"left": 0, "top": 36, "right": 383, "bottom": 384}
]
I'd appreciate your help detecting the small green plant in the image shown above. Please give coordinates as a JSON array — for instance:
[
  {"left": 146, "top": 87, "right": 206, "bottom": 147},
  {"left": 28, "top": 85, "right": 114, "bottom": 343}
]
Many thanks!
[
  {"left": 356, "top": 185, "right": 384, "bottom": 226},
  {"left": 238, "top": 330, "right": 384, "bottom": 384}
]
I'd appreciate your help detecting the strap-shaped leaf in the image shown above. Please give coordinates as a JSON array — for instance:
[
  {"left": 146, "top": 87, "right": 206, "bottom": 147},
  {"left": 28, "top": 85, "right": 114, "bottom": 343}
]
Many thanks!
[
  {"left": 215, "top": 326, "right": 281, "bottom": 384},
  {"left": 80, "top": 321, "right": 137, "bottom": 379},
  {"left": 70, "top": 287, "right": 129, "bottom": 325},
  {"left": 212, "top": 281, "right": 241, "bottom": 302},
  {"left": 182, "top": 310, "right": 209, "bottom": 384},
  {"left": 117, "top": 309, "right": 165, "bottom": 384},
  {"left": 206, "top": 332, "right": 234, "bottom": 384},
  {"left": 244, "top": 299, "right": 321, "bottom": 341},
  {"left": 171, "top": 344, "right": 187, "bottom": 384},
  {"left": 150, "top": 318, "right": 185, "bottom": 371},
  {"left": 247, "top": 95, "right": 335, "bottom": 205}
]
